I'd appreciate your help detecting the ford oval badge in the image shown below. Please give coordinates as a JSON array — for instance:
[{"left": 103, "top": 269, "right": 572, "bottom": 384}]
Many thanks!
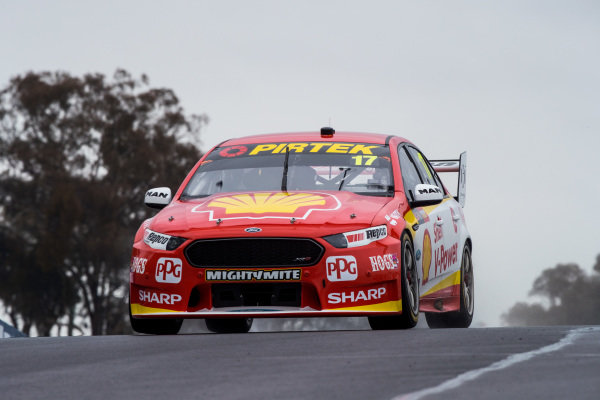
[{"left": 245, "top": 227, "right": 262, "bottom": 233}]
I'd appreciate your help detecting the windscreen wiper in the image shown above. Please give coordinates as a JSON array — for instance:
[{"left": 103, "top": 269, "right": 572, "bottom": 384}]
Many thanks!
[
  {"left": 281, "top": 145, "right": 290, "bottom": 192},
  {"left": 338, "top": 167, "right": 351, "bottom": 190}
]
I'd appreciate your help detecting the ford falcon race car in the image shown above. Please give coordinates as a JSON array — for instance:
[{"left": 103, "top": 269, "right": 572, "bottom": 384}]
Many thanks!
[{"left": 129, "top": 128, "right": 474, "bottom": 334}]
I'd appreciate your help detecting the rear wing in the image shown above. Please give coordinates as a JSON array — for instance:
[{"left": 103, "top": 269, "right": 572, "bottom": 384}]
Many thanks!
[{"left": 430, "top": 151, "right": 467, "bottom": 207}]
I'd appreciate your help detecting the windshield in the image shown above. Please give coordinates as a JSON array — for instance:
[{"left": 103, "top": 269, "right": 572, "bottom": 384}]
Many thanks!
[{"left": 181, "top": 141, "right": 394, "bottom": 198}]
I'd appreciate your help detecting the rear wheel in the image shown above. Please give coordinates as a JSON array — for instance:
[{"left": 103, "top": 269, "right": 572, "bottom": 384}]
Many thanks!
[
  {"left": 425, "top": 244, "right": 474, "bottom": 328},
  {"left": 205, "top": 318, "right": 253, "bottom": 333},
  {"left": 368, "top": 232, "right": 419, "bottom": 330},
  {"left": 129, "top": 301, "right": 183, "bottom": 335}
]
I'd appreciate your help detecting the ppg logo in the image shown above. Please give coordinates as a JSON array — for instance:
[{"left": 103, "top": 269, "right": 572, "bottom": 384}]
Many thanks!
[
  {"left": 155, "top": 258, "right": 183, "bottom": 283},
  {"left": 326, "top": 256, "right": 358, "bottom": 282}
]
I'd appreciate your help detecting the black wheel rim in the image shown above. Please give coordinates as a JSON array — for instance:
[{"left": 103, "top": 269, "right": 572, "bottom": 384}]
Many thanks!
[
  {"left": 462, "top": 247, "right": 474, "bottom": 315},
  {"left": 403, "top": 240, "right": 419, "bottom": 315}
]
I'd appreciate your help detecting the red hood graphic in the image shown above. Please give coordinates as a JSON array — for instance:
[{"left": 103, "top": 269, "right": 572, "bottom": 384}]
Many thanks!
[
  {"left": 191, "top": 192, "right": 340, "bottom": 221},
  {"left": 149, "top": 191, "right": 392, "bottom": 238}
]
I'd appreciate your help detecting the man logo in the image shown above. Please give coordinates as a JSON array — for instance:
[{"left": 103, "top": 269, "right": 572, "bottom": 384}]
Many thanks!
[{"left": 418, "top": 187, "right": 441, "bottom": 194}]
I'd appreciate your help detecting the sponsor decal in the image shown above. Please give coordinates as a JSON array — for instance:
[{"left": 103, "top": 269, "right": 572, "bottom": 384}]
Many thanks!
[
  {"left": 192, "top": 192, "right": 341, "bottom": 221},
  {"left": 143, "top": 229, "right": 171, "bottom": 250},
  {"left": 247, "top": 142, "right": 380, "bottom": 156},
  {"left": 366, "top": 226, "right": 387, "bottom": 240},
  {"left": 205, "top": 269, "right": 301, "bottom": 281},
  {"left": 146, "top": 190, "right": 169, "bottom": 198},
  {"left": 328, "top": 287, "right": 386, "bottom": 304},
  {"left": 155, "top": 258, "right": 183, "bottom": 283},
  {"left": 417, "top": 153, "right": 434, "bottom": 180},
  {"left": 209, "top": 192, "right": 325, "bottom": 214},
  {"left": 219, "top": 145, "right": 248, "bottom": 158},
  {"left": 369, "top": 253, "right": 399, "bottom": 272},
  {"left": 434, "top": 219, "right": 444, "bottom": 243},
  {"left": 434, "top": 243, "right": 458, "bottom": 277},
  {"left": 415, "top": 249, "right": 421, "bottom": 261},
  {"left": 418, "top": 186, "right": 442, "bottom": 194},
  {"left": 343, "top": 225, "right": 387, "bottom": 248},
  {"left": 390, "top": 210, "right": 401, "bottom": 219},
  {"left": 244, "top": 227, "right": 262, "bottom": 233},
  {"left": 326, "top": 256, "right": 358, "bottom": 282},
  {"left": 430, "top": 161, "right": 459, "bottom": 168},
  {"left": 346, "top": 232, "right": 365, "bottom": 244},
  {"left": 384, "top": 215, "right": 398, "bottom": 226},
  {"left": 131, "top": 257, "right": 147, "bottom": 274},
  {"left": 138, "top": 289, "right": 182, "bottom": 305},
  {"left": 292, "top": 256, "right": 312, "bottom": 263},
  {"left": 413, "top": 208, "right": 430, "bottom": 225},
  {"left": 422, "top": 230, "right": 432, "bottom": 284}
]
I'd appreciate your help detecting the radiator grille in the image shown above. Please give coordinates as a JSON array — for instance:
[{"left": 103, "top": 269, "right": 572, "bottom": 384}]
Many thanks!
[{"left": 184, "top": 238, "right": 324, "bottom": 267}]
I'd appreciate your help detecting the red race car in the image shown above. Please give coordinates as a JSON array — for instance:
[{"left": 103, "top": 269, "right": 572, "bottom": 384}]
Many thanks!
[{"left": 129, "top": 128, "right": 473, "bottom": 334}]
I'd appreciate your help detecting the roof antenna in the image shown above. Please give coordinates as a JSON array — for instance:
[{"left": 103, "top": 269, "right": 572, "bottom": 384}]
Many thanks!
[
  {"left": 320, "top": 126, "right": 335, "bottom": 137},
  {"left": 321, "top": 117, "right": 335, "bottom": 137}
]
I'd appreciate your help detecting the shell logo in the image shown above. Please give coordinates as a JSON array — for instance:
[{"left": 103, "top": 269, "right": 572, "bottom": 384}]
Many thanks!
[
  {"left": 208, "top": 193, "right": 325, "bottom": 214},
  {"left": 191, "top": 192, "right": 341, "bottom": 221},
  {"left": 422, "top": 229, "right": 432, "bottom": 284}
]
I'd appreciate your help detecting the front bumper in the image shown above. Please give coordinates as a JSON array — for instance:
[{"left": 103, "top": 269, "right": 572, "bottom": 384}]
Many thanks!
[{"left": 130, "top": 235, "right": 404, "bottom": 319}]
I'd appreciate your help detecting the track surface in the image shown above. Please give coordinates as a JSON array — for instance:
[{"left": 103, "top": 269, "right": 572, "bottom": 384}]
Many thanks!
[{"left": 1, "top": 326, "right": 599, "bottom": 400}]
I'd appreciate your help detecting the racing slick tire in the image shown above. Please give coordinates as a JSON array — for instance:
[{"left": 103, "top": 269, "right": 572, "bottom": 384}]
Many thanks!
[
  {"left": 425, "top": 244, "right": 474, "bottom": 329},
  {"left": 368, "top": 232, "right": 419, "bottom": 330},
  {"left": 205, "top": 318, "right": 253, "bottom": 334},
  {"left": 129, "top": 300, "right": 183, "bottom": 335}
]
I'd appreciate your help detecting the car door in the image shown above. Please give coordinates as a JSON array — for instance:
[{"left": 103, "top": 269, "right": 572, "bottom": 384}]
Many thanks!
[
  {"left": 398, "top": 145, "right": 459, "bottom": 293},
  {"left": 405, "top": 146, "right": 460, "bottom": 285}
]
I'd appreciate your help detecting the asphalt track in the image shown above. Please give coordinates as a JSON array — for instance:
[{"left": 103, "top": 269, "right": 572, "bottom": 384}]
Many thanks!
[{"left": 1, "top": 325, "right": 599, "bottom": 400}]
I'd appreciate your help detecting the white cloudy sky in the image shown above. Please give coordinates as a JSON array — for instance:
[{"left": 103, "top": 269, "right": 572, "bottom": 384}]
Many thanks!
[{"left": 2, "top": 0, "right": 599, "bottom": 326}]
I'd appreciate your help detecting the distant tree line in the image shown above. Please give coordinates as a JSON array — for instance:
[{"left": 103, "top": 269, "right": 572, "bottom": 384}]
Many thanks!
[
  {"left": 502, "top": 255, "right": 600, "bottom": 326},
  {"left": 0, "top": 70, "right": 205, "bottom": 335}
]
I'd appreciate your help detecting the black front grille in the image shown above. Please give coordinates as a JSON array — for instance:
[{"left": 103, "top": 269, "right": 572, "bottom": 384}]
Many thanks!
[
  {"left": 212, "top": 283, "right": 301, "bottom": 308},
  {"left": 184, "top": 238, "right": 324, "bottom": 267}
]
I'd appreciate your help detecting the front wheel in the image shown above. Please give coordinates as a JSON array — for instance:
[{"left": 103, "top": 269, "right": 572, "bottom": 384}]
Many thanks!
[
  {"left": 425, "top": 244, "right": 474, "bottom": 328},
  {"left": 205, "top": 318, "right": 253, "bottom": 333},
  {"left": 368, "top": 232, "right": 419, "bottom": 330}
]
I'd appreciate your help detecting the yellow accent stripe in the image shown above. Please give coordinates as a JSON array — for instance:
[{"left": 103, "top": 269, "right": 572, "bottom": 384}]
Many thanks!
[
  {"left": 131, "top": 303, "right": 178, "bottom": 315},
  {"left": 132, "top": 300, "right": 404, "bottom": 315},
  {"left": 404, "top": 197, "right": 452, "bottom": 226},
  {"left": 329, "top": 300, "right": 403, "bottom": 312},
  {"left": 423, "top": 270, "right": 461, "bottom": 297}
]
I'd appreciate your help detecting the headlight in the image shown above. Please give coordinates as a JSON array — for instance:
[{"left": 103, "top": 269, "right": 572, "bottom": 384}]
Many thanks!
[
  {"left": 323, "top": 225, "right": 388, "bottom": 248},
  {"left": 143, "top": 228, "right": 187, "bottom": 251}
]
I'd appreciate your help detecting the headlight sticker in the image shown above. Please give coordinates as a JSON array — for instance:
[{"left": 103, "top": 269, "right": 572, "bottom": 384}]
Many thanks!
[
  {"left": 144, "top": 229, "right": 170, "bottom": 249},
  {"left": 343, "top": 225, "right": 387, "bottom": 248},
  {"left": 143, "top": 229, "right": 186, "bottom": 251}
]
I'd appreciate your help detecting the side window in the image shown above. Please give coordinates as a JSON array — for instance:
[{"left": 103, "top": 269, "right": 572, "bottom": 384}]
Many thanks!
[
  {"left": 407, "top": 147, "right": 446, "bottom": 192},
  {"left": 397, "top": 146, "right": 422, "bottom": 201},
  {"left": 406, "top": 147, "right": 434, "bottom": 185}
]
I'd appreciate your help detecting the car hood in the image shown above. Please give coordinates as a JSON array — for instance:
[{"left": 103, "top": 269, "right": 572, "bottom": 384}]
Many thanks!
[{"left": 148, "top": 190, "right": 392, "bottom": 238}]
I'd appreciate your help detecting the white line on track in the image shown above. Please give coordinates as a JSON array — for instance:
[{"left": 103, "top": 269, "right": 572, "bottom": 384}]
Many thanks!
[{"left": 392, "top": 327, "right": 600, "bottom": 400}]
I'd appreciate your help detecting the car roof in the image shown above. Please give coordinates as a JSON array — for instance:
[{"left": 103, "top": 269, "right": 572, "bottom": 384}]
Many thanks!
[{"left": 219, "top": 131, "right": 409, "bottom": 146}]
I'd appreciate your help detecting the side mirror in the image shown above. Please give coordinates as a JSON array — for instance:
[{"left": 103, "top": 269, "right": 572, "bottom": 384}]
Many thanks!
[
  {"left": 144, "top": 187, "right": 172, "bottom": 209},
  {"left": 413, "top": 184, "right": 443, "bottom": 205}
]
